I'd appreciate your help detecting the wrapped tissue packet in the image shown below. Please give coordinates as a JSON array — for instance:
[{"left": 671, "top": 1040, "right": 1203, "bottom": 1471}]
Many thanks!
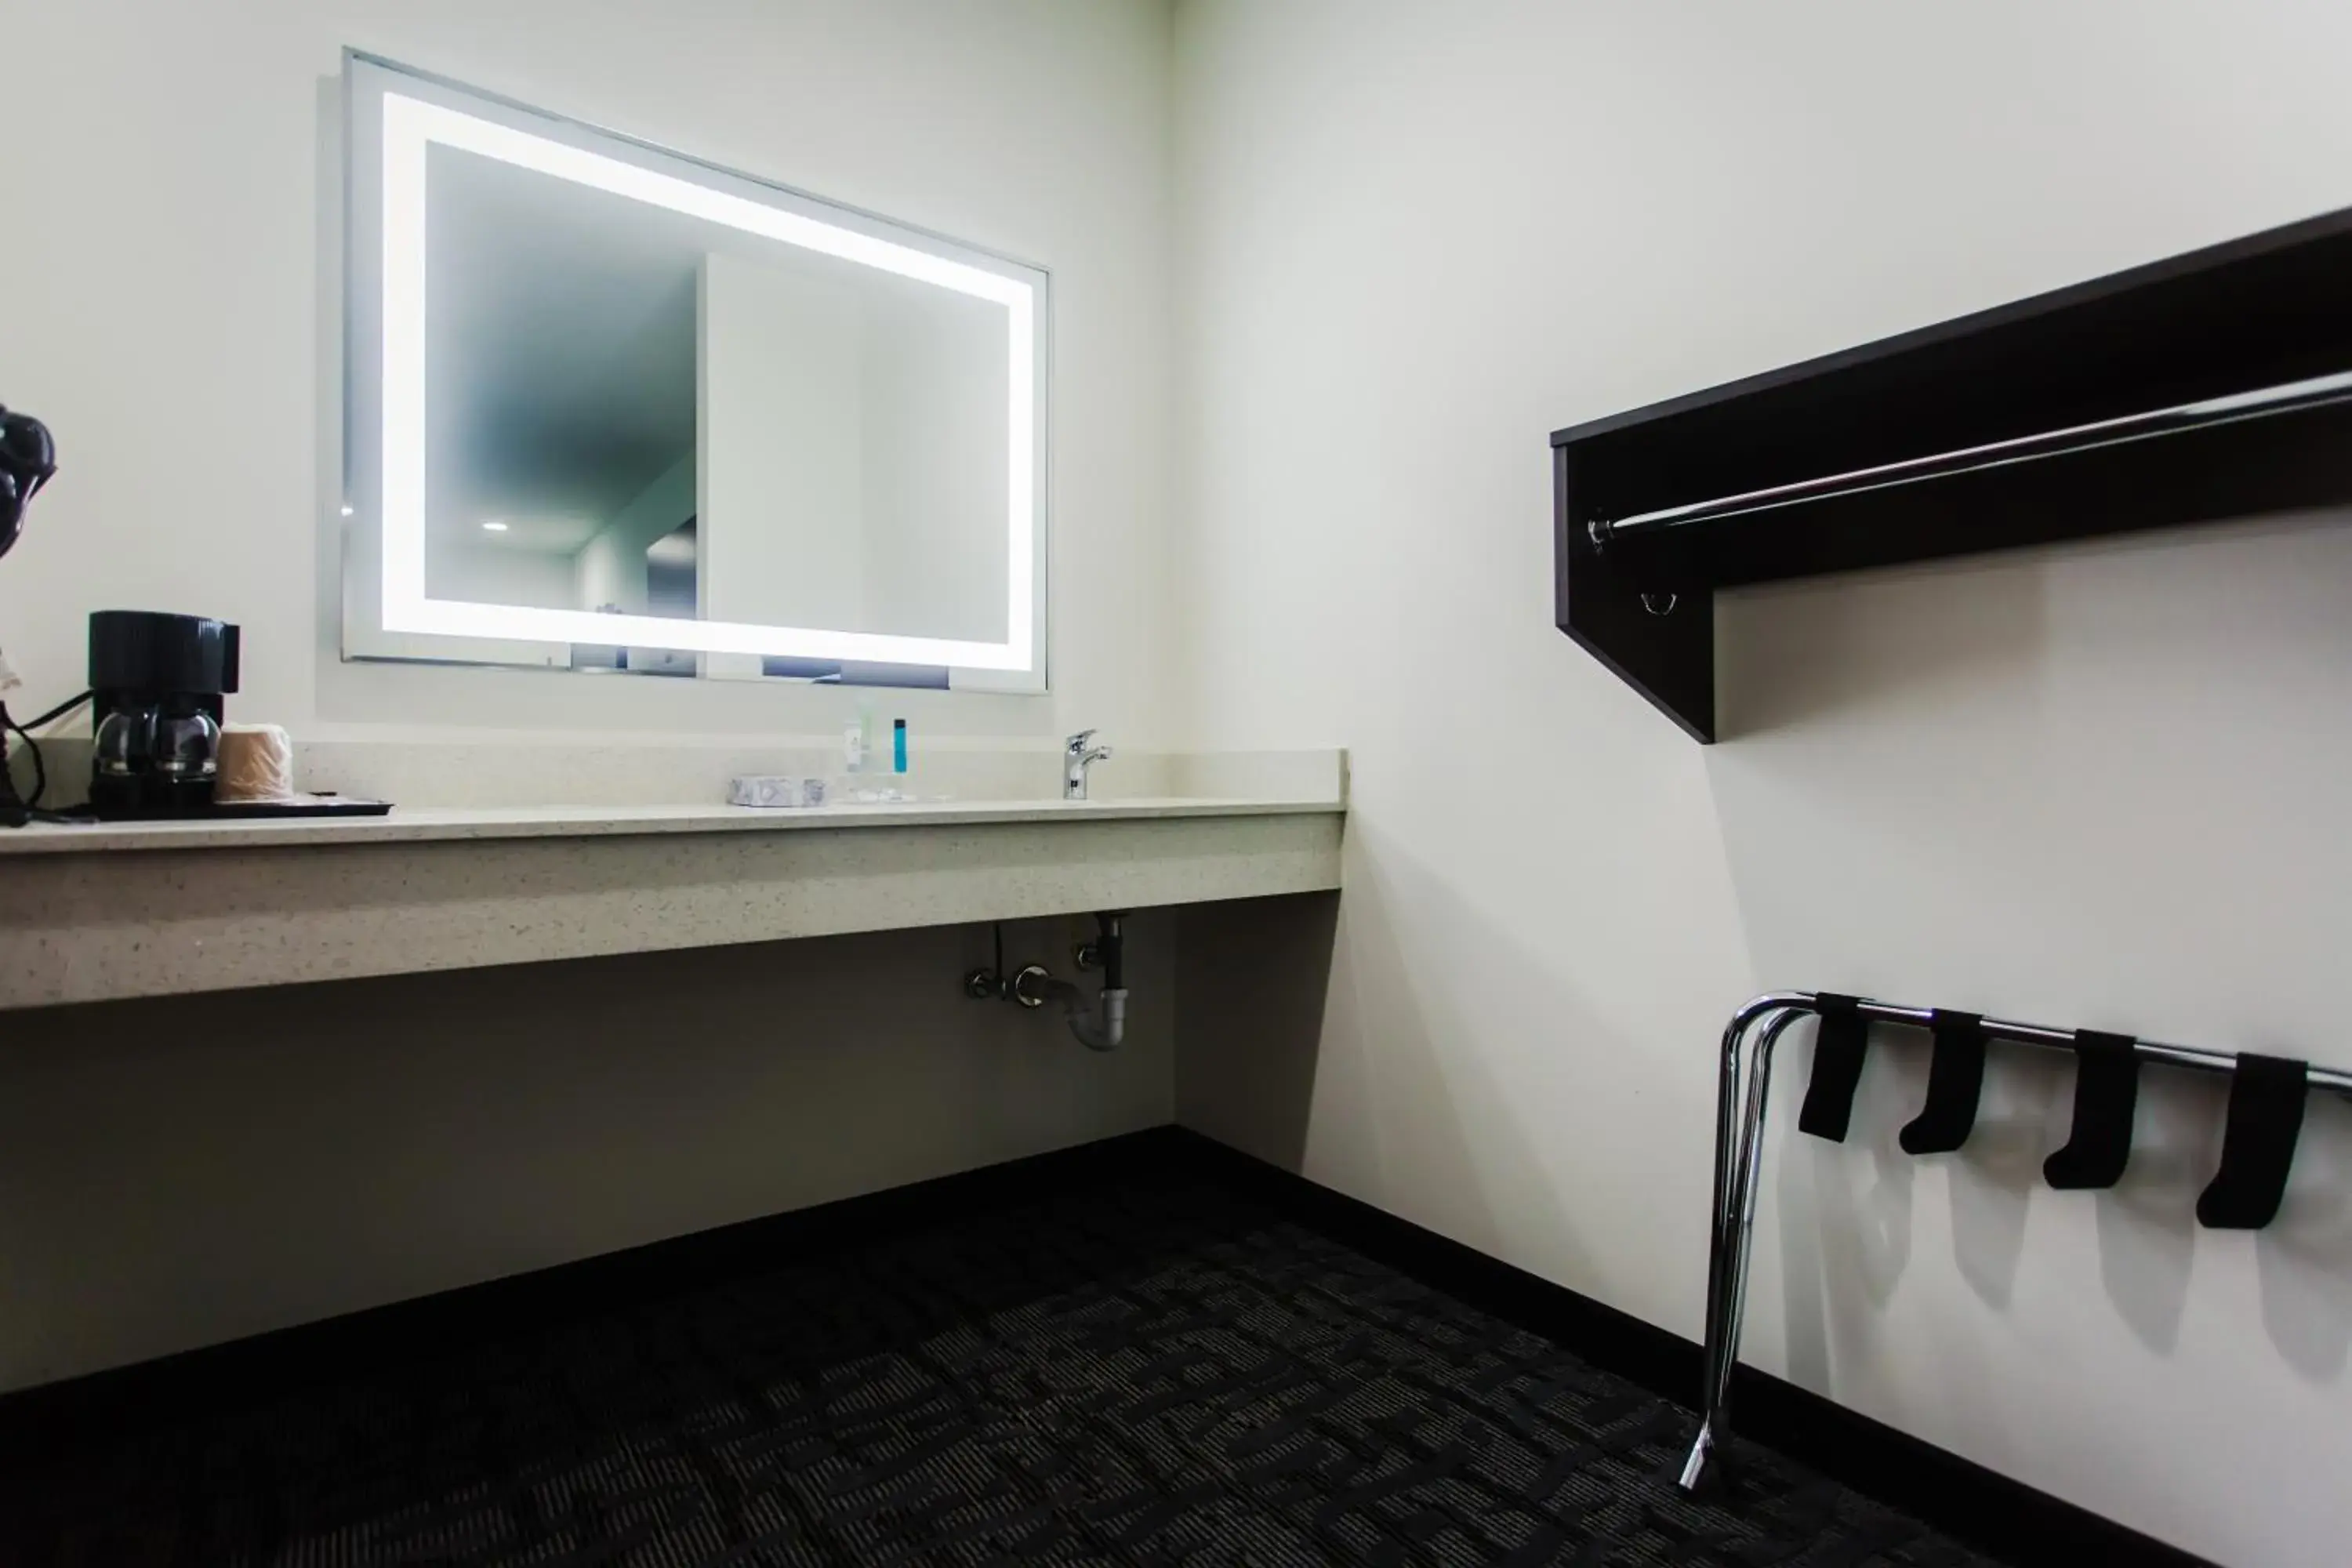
[{"left": 728, "top": 775, "right": 829, "bottom": 809}]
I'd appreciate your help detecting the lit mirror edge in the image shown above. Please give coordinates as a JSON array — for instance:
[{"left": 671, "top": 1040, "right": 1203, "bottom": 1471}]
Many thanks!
[{"left": 336, "top": 49, "right": 1051, "bottom": 695}]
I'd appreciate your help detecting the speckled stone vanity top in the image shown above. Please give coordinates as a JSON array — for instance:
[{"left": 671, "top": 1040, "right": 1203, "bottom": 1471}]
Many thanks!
[
  {"left": 0, "top": 791, "right": 1347, "bottom": 1009},
  {"left": 0, "top": 795, "right": 1341, "bottom": 855}
]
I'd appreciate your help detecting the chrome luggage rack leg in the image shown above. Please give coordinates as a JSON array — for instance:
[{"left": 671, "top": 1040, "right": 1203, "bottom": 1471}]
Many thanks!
[{"left": 1680, "top": 992, "right": 1816, "bottom": 1494}]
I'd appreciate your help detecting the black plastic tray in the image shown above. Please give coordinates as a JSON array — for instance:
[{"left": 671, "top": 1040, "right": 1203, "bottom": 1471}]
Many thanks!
[{"left": 93, "top": 794, "right": 394, "bottom": 821}]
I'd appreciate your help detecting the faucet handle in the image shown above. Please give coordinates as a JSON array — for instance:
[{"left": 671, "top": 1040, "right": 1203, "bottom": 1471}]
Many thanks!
[{"left": 1066, "top": 728, "right": 1097, "bottom": 753}]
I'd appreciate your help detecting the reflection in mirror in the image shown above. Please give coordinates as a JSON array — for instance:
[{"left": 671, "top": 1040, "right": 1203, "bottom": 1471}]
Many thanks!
[{"left": 344, "top": 55, "right": 1047, "bottom": 690}]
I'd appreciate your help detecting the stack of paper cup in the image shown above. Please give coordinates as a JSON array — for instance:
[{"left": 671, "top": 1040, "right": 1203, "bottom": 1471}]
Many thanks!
[{"left": 217, "top": 723, "right": 296, "bottom": 802}]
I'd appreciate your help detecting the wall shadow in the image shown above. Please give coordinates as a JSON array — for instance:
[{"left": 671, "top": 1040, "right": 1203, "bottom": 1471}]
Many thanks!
[
  {"left": 2257, "top": 1091, "right": 2352, "bottom": 1381},
  {"left": 2093, "top": 1067, "right": 2219, "bottom": 1355},
  {"left": 1173, "top": 890, "right": 1340, "bottom": 1172},
  {"left": 1177, "top": 822, "right": 1635, "bottom": 1305},
  {"left": 1944, "top": 1044, "right": 2067, "bottom": 1310},
  {"left": 1715, "top": 550, "right": 2052, "bottom": 740},
  {"left": 1348, "top": 835, "right": 1602, "bottom": 1286},
  {"left": 1788, "top": 1020, "right": 1920, "bottom": 1388}
]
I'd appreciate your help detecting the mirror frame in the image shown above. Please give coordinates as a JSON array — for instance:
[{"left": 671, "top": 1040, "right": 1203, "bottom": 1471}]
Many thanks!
[{"left": 340, "top": 53, "right": 1051, "bottom": 691}]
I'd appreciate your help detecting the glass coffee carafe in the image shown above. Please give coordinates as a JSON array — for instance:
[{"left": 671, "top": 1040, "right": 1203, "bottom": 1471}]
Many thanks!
[{"left": 89, "top": 697, "right": 220, "bottom": 813}]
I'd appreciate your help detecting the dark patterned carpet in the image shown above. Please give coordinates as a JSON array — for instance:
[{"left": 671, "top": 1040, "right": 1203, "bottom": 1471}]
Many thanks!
[{"left": 0, "top": 1168, "right": 2005, "bottom": 1566}]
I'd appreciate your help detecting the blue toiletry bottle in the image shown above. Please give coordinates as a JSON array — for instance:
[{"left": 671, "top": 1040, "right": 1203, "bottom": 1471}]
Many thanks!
[{"left": 893, "top": 718, "right": 908, "bottom": 775}]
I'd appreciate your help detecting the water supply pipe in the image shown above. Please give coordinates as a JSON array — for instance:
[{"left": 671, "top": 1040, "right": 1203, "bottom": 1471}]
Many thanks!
[{"left": 970, "top": 913, "right": 1130, "bottom": 1051}]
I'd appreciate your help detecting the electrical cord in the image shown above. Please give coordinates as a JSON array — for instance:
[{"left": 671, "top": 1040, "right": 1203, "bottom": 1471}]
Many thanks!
[
  {"left": 21, "top": 688, "right": 91, "bottom": 732},
  {"left": 0, "top": 688, "right": 93, "bottom": 824},
  {"left": 0, "top": 700, "right": 43, "bottom": 810}
]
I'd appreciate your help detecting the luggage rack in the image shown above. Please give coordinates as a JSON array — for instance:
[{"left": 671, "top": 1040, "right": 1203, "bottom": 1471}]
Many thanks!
[{"left": 1683, "top": 989, "right": 2347, "bottom": 1493}]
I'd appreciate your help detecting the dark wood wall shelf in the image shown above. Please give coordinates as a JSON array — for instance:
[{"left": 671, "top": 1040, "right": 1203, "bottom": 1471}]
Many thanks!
[{"left": 1551, "top": 203, "right": 2352, "bottom": 742}]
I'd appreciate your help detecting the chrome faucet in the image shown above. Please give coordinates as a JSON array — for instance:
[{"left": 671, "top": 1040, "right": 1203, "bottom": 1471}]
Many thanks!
[{"left": 1064, "top": 729, "right": 1113, "bottom": 800}]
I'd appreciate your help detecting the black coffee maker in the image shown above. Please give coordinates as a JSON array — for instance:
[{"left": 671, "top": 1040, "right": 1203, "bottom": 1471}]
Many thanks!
[{"left": 88, "top": 610, "right": 241, "bottom": 818}]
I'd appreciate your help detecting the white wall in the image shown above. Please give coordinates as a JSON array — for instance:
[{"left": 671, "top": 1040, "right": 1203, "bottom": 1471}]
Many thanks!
[
  {"left": 860, "top": 274, "right": 1012, "bottom": 644},
  {"left": 1170, "top": 4, "right": 2352, "bottom": 1564},
  {"left": 430, "top": 542, "right": 578, "bottom": 610},
  {"left": 577, "top": 452, "right": 696, "bottom": 616},
  {"left": 699, "top": 252, "right": 869, "bottom": 633},
  {"left": 697, "top": 252, "right": 1013, "bottom": 647},
  {"left": 0, "top": 0, "right": 1174, "bottom": 748}
]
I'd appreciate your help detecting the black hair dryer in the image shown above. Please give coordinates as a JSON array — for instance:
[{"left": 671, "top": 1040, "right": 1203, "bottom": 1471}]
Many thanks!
[{"left": 0, "top": 405, "right": 56, "bottom": 561}]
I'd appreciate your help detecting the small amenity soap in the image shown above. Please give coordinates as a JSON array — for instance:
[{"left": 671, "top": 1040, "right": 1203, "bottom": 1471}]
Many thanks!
[{"left": 728, "top": 775, "right": 829, "bottom": 808}]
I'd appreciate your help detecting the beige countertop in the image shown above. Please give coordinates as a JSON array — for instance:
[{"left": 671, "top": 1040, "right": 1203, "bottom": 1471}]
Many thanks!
[
  {"left": 0, "top": 792, "right": 1346, "bottom": 1010},
  {"left": 0, "top": 794, "right": 1342, "bottom": 855}
]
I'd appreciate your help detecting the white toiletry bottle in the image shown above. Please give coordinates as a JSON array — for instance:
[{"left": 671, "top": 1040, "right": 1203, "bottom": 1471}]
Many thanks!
[{"left": 844, "top": 709, "right": 866, "bottom": 774}]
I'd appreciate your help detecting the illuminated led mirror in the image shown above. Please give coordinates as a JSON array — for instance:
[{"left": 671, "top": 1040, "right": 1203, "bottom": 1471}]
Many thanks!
[{"left": 343, "top": 54, "right": 1048, "bottom": 690}]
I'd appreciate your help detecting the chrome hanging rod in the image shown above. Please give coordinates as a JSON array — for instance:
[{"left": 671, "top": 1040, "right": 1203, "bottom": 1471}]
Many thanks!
[
  {"left": 1806, "top": 993, "right": 2352, "bottom": 1094},
  {"left": 1592, "top": 365, "right": 2352, "bottom": 543}
]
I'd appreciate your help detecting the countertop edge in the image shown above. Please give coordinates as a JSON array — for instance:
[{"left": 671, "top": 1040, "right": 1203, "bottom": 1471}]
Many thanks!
[{"left": 0, "top": 796, "right": 1348, "bottom": 856}]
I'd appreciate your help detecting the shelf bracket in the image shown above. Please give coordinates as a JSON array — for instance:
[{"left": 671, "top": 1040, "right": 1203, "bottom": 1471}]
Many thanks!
[{"left": 1555, "top": 446, "right": 1715, "bottom": 741}]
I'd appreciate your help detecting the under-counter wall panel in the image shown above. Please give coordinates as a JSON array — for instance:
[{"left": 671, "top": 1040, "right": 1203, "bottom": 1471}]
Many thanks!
[{"left": 0, "top": 917, "right": 1172, "bottom": 1392}]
